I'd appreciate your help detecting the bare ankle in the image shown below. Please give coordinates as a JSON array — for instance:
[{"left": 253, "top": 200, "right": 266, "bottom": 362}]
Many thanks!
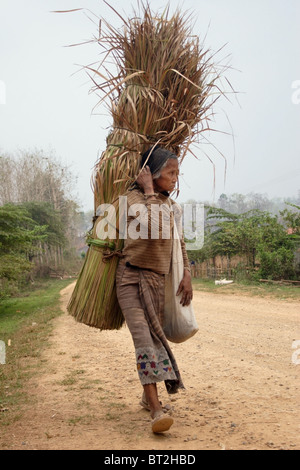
[
  {"left": 151, "top": 407, "right": 163, "bottom": 420},
  {"left": 143, "top": 383, "right": 162, "bottom": 418}
]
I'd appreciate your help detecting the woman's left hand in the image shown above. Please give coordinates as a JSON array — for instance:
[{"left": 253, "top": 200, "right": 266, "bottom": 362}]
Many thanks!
[{"left": 176, "top": 269, "right": 193, "bottom": 306}]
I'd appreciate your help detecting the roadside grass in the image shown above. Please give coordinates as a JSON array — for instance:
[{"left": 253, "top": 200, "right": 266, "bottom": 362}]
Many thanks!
[
  {"left": 192, "top": 278, "right": 300, "bottom": 301},
  {"left": 0, "top": 278, "right": 74, "bottom": 426}
]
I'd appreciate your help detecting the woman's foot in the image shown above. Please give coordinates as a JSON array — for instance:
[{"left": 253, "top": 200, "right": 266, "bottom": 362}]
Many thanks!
[
  {"left": 151, "top": 411, "right": 174, "bottom": 433},
  {"left": 142, "top": 384, "right": 174, "bottom": 432},
  {"left": 140, "top": 395, "right": 172, "bottom": 413}
]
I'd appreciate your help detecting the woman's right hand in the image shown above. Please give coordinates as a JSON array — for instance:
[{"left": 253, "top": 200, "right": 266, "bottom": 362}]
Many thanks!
[{"left": 136, "top": 165, "right": 154, "bottom": 194}]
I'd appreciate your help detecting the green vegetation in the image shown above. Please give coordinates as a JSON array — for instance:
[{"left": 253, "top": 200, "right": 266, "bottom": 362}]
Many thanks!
[
  {"left": 188, "top": 202, "right": 300, "bottom": 281},
  {"left": 0, "top": 203, "right": 48, "bottom": 298},
  {"left": 0, "top": 150, "right": 90, "bottom": 299},
  {"left": 0, "top": 278, "right": 73, "bottom": 425}
]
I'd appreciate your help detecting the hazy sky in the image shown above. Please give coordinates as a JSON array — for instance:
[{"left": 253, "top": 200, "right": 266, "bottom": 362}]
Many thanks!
[{"left": 1, "top": 0, "right": 299, "bottom": 211}]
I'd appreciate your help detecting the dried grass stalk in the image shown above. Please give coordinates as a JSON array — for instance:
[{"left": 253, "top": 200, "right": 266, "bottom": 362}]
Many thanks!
[{"left": 68, "top": 2, "right": 228, "bottom": 329}]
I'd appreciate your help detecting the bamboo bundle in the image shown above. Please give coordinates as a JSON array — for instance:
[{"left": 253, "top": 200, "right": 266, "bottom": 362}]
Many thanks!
[{"left": 68, "top": 2, "right": 228, "bottom": 329}]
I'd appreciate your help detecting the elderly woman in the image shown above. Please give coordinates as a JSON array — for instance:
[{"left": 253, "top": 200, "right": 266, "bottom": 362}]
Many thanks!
[{"left": 116, "top": 147, "right": 193, "bottom": 433}]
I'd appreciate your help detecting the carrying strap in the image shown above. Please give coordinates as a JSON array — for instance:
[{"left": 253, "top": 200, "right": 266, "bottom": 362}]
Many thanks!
[{"left": 87, "top": 237, "right": 124, "bottom": 263}]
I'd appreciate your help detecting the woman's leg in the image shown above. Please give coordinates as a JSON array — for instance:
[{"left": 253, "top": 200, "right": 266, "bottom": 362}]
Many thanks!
[
  {"left": 143, "top": 383, "right": 162, "bottom": 419},
  {"left": 116, "top": 264, "right": 174, "bottom": 432},
  {"left": 143, "top": 382, "right": 174, "bottom": 432}
]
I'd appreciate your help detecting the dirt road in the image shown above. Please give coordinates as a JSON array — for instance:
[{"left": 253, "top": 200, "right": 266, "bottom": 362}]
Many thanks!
[{"left": 3, "top": 283, "right": 300, "bottom": 450}]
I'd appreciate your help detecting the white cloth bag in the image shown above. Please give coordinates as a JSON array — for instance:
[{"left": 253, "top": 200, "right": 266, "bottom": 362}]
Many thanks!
[{"left": 163, "top": 218, "right": 199, "bottom": 343}]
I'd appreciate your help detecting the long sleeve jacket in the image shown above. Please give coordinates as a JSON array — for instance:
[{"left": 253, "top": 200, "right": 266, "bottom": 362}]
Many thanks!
[{"left": 120, "top": 188, "right": 190, "bottom": 275}]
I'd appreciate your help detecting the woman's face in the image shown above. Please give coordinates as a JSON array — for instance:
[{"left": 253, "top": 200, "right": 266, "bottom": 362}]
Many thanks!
[{"left": 153, "top": 158, "right": 179, "bottom": 193}]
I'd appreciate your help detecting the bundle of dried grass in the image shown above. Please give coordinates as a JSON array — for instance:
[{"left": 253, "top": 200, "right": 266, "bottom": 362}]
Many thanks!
[{"left": 68, "top": 2, "right": 229, "bottom": 329}]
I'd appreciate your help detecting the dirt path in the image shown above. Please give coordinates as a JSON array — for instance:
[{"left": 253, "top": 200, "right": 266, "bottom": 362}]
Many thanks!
[{"left": 3, "top": 283, "right": 300, "bottom": 450}]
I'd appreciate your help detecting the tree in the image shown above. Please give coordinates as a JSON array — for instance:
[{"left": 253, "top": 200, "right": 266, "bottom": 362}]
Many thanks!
[
  {"left": 258, "top": 247, "right": 296, "bottom": 280},
  {"left": 192, "top": 206, "right": 297, "bottom": 279},
  {"left": 0, "top": 204, "right": 47, "bottom": 297},
  {"left": 22, "top": 201, "right": 67, "bottom": 269},
  {"left": 0, "top": 155, "right": 15, "bottom": 204},
  {"left": 280, "top": 203, "right": 300, "bottom": 237},
  {"left": 0, "top": 149, "right": 76, "bottom": 209},
  {"left": 0, "top": 149, "right": 83, "bottom": 275}
]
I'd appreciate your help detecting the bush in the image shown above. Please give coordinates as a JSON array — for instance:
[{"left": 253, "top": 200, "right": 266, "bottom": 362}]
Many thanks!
[{"left": 258, "top": 247, "right": 296, "bottom": 280}]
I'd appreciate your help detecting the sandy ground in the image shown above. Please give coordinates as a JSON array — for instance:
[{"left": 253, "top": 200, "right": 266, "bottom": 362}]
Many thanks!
[{"left": 1, "top": 282, "right": 300, "bottom": 450}]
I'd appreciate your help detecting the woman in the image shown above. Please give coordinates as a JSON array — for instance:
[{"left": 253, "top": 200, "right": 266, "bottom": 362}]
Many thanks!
[{"left": 116, "top": 146, "right": 193, "bottom": 433}]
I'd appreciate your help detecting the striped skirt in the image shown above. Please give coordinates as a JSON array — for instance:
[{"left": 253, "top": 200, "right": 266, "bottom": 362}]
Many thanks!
[{"left": 116, "top": 260, "right": 184, "bottom": 394}]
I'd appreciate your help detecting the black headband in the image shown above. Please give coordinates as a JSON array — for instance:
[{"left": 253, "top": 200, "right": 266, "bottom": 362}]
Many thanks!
[{"left": 141, "top": 147, "right": 177, "bottom": 175}]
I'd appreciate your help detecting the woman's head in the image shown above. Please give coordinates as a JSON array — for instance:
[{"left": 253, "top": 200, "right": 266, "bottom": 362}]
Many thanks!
[
  {"left": 141, "top": 147, "right": 177, "bottom": 178},
  {"left": 141, "top": 147, "right": 179, "bottom": 193}
]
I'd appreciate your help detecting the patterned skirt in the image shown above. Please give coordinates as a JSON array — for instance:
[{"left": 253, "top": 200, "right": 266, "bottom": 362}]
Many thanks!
[{"left": 116, "top": 260, "right": 184, "bottom": 394}]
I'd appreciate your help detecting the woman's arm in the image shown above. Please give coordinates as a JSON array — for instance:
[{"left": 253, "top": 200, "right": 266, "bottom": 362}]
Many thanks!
[
  {"left": 177, "top": 239, "right": 193, "bottom": 307},
  {"left": 134, "top": 166, "right": 171, "bottom": 238},
  {"left": 135, "top": 165, "right": 155, "bottom": 196}
]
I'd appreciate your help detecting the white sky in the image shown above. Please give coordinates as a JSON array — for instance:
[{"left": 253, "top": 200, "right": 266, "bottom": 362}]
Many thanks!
[{"left": 1, "top": 0, "right": 299, "bottom": 211}]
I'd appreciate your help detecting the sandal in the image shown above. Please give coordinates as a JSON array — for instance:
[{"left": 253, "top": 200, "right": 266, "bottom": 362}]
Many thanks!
[
  {"left": 140, "top": 398, "right": 172, "bottom": 413},
  {"left": 152, "top": 412, "right": 174, "bottom": 433}
]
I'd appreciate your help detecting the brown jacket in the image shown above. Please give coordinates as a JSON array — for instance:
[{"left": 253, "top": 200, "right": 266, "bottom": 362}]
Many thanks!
[{"left": 121, "top": 188, "right": 190, "bottom": 275}]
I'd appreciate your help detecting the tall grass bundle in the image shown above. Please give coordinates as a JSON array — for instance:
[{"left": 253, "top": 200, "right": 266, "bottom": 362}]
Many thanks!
[{"left": 68, "top": 2, "right": 229, "bottom": 329}]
